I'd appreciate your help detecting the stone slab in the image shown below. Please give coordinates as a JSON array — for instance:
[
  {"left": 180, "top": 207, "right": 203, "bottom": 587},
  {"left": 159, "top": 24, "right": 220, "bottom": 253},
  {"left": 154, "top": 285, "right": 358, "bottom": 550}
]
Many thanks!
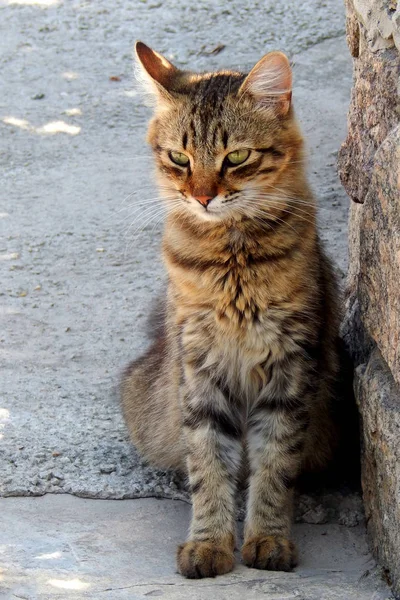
[
  {"left": 359, "top": 127, "right": 400, "bottom": 387},
  {"left": 355, "top": 349, "right": 400, "bottom": 599},
  {"left": 0, "top": 495, "right": 393, "bottom": 600}
]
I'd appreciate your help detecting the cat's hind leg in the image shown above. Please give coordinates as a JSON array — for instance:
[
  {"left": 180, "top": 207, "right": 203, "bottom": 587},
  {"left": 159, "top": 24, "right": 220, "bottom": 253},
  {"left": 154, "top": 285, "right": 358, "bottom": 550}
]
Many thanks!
[{"left": 120, "top": 344, "right": 186, "bottom": 472}]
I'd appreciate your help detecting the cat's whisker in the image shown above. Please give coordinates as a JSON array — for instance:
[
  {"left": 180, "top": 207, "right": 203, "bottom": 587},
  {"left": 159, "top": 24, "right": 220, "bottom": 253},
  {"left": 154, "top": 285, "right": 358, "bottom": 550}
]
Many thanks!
[
  {"left": 118, "top": 190, "right": 181, "bottom": 211},
  {"left": 113, "top": 156, "right": 154, "bottom": 161},
  {"left": 262, "top": 183, "right": 318, "bottom": 202},
  {"left": 123, "top": 203, "right": 184, "bottom": 254},
  {"left": 118, "top": 187, "right": 160, "bottom": 208},
  {"left": 102, "top": 197, "right": 163, "bottom": 227},
  {"left": 119, "top": 189, "right": 171, "bottom": 206},
  {"left": 123, "top": 212, "right": 165, "bottom": 249},
  {"left": 282, "top": 159, "right": 308, "bottom": 165},
  {"left": 116, "top": 197, "right": 163, "bottom": 213},
  {"left": 119, "top": 200, "right": 166, "bottom": 221},
  {"left": 245, "top": 190, "right": 331, "bottom": 213},
  {"left": 238, "top": 200, "right": 302, "bottom": 234},
  {"left": 167, "top": 207, "right": 186, "bottom": 231},
  {"left": 149, "top": 213, "right": 167, "bottom": 238},
  {"left": 242, "top": 195, "right": 316, "bottom": 220},
  {"left": 122, "top": 203, "right": 166, "bottom": 230},
  {"left": 108, "top": 197, "right": 176, "bottom": 228},
  {"left": 118, "top": 196, "right": 176, "bottom": 213},
  {"left": 120, "top": 182, "right": 172, "bottom": 196},
  {"left": 255, "top": 205, "right": 315, "bottom": 226},
  {"left": 122, "top": 217, "right": 162, "bottom": 242},
  {"left": 261, "top": 198, "right": 330, "bottom": 214}
]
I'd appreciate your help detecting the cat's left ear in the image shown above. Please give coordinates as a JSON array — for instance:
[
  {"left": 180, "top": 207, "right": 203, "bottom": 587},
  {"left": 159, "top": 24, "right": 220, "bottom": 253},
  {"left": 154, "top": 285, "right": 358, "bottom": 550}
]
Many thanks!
[
  {"left": 239, "top": 51, "right": 292, "bottom": 116},
  {"left": 135, "top": 41, "right": 179, "bottom": 104}
]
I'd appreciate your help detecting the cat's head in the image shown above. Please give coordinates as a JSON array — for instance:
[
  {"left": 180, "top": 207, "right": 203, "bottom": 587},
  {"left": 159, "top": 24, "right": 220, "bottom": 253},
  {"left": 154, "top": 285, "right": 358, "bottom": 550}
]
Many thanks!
[{"left": 136, "top": 42, "right": 304, "bottom": 223}]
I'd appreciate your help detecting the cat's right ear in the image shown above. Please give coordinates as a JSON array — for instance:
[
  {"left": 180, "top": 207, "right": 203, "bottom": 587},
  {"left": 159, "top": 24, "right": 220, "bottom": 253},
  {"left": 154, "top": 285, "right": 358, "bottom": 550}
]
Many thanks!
[
  {"left": 239, "top": 51, "right": 292, "bottom": 117},
  {"left": 135, "top": 41, "right": 178, "bottom": 105}
]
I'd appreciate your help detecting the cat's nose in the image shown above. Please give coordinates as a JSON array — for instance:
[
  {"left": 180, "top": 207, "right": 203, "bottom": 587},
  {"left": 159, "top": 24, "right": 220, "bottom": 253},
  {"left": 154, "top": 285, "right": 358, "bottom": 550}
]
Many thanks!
[{"left": 194, "top": 195, "right": 213, "bottom": 207}]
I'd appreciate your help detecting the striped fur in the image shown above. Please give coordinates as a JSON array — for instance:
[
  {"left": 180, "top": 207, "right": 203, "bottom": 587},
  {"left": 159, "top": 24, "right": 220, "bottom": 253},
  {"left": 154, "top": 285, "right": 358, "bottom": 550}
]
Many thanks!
[{"left": 121, "top": 44, "right": 341, "bottom": 578}]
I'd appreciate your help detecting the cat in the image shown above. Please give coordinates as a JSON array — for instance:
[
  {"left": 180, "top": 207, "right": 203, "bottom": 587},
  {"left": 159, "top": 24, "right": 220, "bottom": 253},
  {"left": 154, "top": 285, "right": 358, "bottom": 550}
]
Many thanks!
[{"left": 121, "top": 41, "right": 341, "bottom": 579}]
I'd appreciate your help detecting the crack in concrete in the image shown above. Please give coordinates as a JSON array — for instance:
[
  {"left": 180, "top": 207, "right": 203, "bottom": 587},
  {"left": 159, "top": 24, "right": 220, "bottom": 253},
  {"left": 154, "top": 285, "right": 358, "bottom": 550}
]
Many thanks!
[{"left": 94, "top": 578, "right": 275, "bottom": 593}]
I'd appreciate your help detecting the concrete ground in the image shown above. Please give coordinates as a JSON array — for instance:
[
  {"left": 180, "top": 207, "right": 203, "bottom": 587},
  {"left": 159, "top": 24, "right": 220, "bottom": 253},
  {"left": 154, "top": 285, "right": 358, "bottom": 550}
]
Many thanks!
[
  {"left": 1, "top": 496, "right": 392, "bottom": 600},
  {"left": 0, "top": 0, "right": 393, "bottom": 598},
  {"left": 1, "top": 0, "right": 351, "bottom": 501}
]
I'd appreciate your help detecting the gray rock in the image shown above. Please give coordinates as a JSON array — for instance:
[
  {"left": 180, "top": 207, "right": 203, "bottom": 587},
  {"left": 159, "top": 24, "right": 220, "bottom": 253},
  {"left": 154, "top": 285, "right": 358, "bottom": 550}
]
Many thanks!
[
  {"left": 339, "top": 2, "right": 400, "bottom": 595},
  {"left": 355, "top": 352, "right": 400, "bottom": 597},
  {"left": 302, "top": 505, "right": 330, "bottom": 525}
]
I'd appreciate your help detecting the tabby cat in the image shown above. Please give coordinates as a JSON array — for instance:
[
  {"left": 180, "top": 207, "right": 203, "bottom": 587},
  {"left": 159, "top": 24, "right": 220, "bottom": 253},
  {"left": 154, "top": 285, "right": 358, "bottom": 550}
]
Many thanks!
[{"left": 121, "top": 42, "right": 340, "bottom": 578}]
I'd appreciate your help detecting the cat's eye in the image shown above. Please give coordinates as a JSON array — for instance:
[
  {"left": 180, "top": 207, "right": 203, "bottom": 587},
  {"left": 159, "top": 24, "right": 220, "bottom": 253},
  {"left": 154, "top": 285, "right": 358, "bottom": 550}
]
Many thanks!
[
  {"left": 169, "top": 151, "right": 190, "bottom": 167},
  {"left": 226, "top": 149, "right": 250, "bottom": 166}
]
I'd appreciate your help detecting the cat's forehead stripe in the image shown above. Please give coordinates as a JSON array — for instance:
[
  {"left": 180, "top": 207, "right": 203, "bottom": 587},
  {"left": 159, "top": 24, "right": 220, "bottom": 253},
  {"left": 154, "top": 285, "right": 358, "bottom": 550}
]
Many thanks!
[
  {"left": 180, "top": 74, "right": 246, "bottom": 151},
  {"left": 191, "top": 73, "right": 244, "bottom": 98},
  {"left": 190, "top": 119, "right": 197, "bottom": 142},
  {"left": 211, "top": 127, "right": 218, "bottom": 147}
]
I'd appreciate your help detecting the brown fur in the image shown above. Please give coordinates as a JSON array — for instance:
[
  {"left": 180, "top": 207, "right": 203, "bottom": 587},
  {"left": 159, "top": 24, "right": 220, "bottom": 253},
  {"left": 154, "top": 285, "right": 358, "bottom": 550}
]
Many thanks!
[
  {"left": 121, "top": 43, "right": 341, "bottom": 578},
  {"left": 242, "top": 536, "right": 298, "bottom": 571}
]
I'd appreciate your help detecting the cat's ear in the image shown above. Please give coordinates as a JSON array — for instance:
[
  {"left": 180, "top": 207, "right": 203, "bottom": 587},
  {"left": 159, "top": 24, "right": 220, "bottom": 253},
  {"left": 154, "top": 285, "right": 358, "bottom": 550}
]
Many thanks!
[
  {"left": 135, "top": 41, "right": 178, "bottom": 104},
  {"left": 239, "top": 51, "right": 292, "bottom": 116}
]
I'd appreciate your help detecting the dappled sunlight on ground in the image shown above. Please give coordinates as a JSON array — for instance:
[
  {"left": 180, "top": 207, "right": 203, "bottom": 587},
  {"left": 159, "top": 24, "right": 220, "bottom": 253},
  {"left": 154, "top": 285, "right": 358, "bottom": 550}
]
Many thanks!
[
  {"left": 62, "top": 71, "right": 79, "bottom": 80},
  {"left": 124, "top": 89, "right": 139, "bottom": 98},
  {"left": 2, "top": 116, "right": 80, "bottom": 135},
  {"left": 35, "top": 551, "right": 62, "bottom": 560},
  {"left": 0, "top": 409, "right": 10, "bottom": 421},
  {"left": 8, "top": 0, "right": 59, "bottom": 6},
  {"left": 36, "top": 120, "right": 80, "bottom": 135},
  {"left": 47, "top": 578, "right": 90, "bottom": 591},
  {"left": 3, "top": 116, "right": 30, "bottom": 130},
  {"left": 0, "top": 252, "right": 19, "bottom": 261},
  {"left": 0, "top": 409, "right": 10, "bottom": 442},
  {"left": 0, "top": 306, "right": 21, "bottom": 315},
  {"left": 64, "top": 107, "right": 82, "bottom": 116}
]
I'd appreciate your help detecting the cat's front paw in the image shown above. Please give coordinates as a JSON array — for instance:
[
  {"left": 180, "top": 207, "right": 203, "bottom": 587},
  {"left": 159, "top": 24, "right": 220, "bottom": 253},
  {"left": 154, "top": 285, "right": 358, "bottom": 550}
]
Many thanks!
[
  {"left": 242, "top": 535, "right": 297, "bottom": 572},
  {"left": 177, "top": 540, "right": 235, "bottom": 578}
]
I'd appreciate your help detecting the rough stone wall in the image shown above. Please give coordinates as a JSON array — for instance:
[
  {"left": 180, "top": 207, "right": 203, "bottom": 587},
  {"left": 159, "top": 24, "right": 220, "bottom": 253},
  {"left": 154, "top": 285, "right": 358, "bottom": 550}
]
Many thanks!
[{"left": 338, "top": 1, "right": 400, "bottom": 597}]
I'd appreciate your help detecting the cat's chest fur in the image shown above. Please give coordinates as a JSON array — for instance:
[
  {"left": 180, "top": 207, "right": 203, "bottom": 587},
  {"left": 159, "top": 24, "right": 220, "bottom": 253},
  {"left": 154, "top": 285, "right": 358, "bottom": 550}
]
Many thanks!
[
  {"left": 166, "top": 221, "right": 298, "bottom": 312},
  {"left": 170, "top": 228, "right": 309, "bottom": 400},
  {"left": 206, "top": 316, "right": 290, "bottom": 400}
]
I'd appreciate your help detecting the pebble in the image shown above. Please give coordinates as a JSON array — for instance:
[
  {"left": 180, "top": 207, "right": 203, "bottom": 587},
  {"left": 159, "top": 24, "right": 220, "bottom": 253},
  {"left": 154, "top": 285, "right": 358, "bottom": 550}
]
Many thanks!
[
  {"left": 338, "top": 509, "right": 361, "bottom": 527},
  {"left": 51, "top": 477, "right": 64, "bottom": 486},
  {"left": 100, "top": 464, "right": 117, "bottom": 474},
  {"left": 302, "top": 505, "right": 330, "bottom": 524}
]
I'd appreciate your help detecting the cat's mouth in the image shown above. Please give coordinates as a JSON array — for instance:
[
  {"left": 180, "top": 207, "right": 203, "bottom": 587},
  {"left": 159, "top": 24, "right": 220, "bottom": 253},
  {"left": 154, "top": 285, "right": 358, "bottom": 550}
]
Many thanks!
[
  {"left": 164, "top": 189, "right": 244, "bottom": 222},
  {"left": 185, "top": 193, "right": 242, "bottom": 222}
]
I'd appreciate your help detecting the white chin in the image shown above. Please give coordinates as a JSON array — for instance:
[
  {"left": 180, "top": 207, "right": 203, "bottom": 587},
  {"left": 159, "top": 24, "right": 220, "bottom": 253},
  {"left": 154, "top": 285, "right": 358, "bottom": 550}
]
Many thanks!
[
  {"left": 195, "top": 209, "right": 224, "bottom": 222},
  {"left": 183, "top": 203, "right": 221, "bottom": 221},
  {"left": 192, "top": 208, "right": 243, "bottom": 223}
]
